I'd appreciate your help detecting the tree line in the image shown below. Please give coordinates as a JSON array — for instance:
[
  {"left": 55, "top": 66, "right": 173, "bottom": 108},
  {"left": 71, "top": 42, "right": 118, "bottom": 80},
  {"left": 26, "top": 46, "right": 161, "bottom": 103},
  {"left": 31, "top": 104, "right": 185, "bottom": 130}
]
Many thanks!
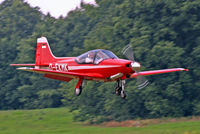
[{"left": 0, "top": 0, "right": 200, "bottom": 123}]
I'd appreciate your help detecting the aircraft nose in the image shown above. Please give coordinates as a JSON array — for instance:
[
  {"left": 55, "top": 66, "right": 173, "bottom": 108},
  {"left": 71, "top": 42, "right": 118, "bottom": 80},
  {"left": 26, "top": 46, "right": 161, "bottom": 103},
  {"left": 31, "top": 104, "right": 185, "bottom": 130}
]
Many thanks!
[{"left": 131, "top": 62, "right": 141, "bottom": 72}]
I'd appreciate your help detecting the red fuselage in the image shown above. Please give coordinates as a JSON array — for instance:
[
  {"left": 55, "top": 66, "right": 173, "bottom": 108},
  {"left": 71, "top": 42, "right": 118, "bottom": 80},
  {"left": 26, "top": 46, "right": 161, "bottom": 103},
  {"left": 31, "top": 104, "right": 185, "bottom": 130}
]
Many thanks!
[{"left": 46, "top": 57, "right": 133, "bottom": 81}]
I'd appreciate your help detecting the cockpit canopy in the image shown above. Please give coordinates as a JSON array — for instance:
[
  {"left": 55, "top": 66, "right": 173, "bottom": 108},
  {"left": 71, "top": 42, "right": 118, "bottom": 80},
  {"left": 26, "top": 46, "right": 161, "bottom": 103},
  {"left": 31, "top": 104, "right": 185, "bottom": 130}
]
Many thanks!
[{"left": 75, "top": 49, "right": 118, "bottom": 64}]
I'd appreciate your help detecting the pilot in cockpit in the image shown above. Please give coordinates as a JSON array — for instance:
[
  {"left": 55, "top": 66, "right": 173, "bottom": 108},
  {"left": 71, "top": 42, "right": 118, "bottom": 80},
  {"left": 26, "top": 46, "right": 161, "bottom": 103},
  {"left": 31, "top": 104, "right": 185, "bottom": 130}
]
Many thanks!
[{"left": 85, "top": 51, "right": 94, "bottom": 63}]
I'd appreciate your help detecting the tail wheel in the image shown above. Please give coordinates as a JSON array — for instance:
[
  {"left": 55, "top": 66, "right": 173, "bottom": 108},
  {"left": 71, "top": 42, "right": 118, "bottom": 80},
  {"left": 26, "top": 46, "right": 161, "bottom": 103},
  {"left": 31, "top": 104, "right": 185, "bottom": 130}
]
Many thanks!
[{"left": 75, "top": 86, "right": 82, "bottom": 96}]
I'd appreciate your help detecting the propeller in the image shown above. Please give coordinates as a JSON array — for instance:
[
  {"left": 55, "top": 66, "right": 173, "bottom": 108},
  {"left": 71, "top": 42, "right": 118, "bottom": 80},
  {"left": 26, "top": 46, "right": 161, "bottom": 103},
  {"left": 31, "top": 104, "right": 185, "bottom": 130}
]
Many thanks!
[
  {"left": 122, "top": 44, "right": 149, "bottom": 89},
  {"left": 122, "top": 44, "right": 135, "bottom": 61}
]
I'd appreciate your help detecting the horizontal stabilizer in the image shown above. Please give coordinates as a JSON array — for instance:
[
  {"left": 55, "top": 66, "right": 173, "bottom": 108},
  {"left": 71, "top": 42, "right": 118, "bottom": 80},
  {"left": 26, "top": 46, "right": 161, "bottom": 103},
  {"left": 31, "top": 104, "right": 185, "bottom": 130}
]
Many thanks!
[{"left": 10, "top": 64, "right": 35, "bottom": 66}]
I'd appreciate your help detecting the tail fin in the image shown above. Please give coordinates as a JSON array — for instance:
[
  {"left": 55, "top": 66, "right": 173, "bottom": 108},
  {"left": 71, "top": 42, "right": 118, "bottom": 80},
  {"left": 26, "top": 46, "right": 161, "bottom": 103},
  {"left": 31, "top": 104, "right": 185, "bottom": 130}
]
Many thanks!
[{"left": 35, "top": 37, "right": 56, "bottom": 66}]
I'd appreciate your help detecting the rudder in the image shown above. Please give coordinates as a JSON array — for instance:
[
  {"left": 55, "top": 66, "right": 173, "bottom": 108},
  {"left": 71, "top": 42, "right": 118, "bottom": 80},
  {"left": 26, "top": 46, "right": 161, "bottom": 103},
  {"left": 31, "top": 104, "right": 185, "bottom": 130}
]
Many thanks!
[{"left": 35, "top": 37, "right": 56, "bottom": 66}]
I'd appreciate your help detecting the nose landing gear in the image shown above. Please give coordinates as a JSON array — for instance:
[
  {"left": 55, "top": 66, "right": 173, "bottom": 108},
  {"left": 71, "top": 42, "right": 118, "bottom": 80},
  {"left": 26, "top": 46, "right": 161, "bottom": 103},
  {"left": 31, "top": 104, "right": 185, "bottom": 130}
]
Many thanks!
[{"left": 115, "top": 80, "right": 126, "bottom": 99}]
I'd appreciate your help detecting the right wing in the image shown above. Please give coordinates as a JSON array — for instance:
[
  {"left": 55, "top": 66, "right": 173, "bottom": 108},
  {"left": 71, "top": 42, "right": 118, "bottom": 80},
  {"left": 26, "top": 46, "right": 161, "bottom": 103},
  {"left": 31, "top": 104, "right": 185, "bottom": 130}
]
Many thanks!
[{"left": 130, "top": 68, "right": 188, "bottom": 78}]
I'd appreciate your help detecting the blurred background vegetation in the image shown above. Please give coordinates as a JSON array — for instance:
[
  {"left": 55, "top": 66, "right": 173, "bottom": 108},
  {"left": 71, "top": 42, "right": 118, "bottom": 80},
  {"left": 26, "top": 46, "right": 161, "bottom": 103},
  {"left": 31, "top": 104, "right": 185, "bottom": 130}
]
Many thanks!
[{"left": 0, "top": 0, "right": 200, "bottom": 123}]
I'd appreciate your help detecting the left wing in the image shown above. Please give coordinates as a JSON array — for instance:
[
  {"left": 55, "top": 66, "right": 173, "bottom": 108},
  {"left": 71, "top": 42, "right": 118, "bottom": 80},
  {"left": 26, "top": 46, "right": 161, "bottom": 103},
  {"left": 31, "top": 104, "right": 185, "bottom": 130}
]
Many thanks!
[
  {"left": 16, "top": 67, "right": 104, "bottom": 79},
  {"left": 131, "top": 68, "right": 188, "bottom": 78}
]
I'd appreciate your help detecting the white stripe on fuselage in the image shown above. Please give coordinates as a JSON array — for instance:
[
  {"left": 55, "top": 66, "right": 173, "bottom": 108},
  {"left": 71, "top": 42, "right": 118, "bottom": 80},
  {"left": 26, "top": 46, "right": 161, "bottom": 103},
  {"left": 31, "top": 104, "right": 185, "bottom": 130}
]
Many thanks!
[{"left": 68, "top": 65, "right": 121, "bottom": 71}]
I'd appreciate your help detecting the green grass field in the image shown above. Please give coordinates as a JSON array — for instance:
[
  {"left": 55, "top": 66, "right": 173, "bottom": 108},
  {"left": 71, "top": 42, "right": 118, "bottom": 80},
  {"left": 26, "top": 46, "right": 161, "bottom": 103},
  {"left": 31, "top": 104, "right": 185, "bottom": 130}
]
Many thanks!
[{"left": 0, "top": 108, "right": 200, "bottom": 134}]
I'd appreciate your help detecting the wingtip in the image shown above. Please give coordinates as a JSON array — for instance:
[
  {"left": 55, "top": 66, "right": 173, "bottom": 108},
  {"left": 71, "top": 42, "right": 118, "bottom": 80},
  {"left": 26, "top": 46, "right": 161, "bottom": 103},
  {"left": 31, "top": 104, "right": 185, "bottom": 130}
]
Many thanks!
[
  {"left": 10, "top": 64, "right": 16, "bottom": 66},
  {"left": 179, "top": 68, "right": 189, "bottom": 71},
  {"left": 184, "top": 69, "right": 189, "bottom": 71}
]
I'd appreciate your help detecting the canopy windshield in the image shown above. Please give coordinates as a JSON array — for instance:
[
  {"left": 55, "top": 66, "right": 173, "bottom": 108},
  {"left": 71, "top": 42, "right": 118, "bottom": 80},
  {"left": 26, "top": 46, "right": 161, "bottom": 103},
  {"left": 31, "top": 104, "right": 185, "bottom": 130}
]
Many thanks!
[{"left": 75, "top": 49, "right": 118, "bottom": 64}]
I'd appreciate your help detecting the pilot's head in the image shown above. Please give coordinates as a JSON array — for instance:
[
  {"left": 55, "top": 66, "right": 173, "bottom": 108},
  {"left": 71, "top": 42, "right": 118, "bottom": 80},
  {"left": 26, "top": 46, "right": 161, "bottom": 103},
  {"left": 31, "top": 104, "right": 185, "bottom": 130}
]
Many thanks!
[{"left": 88, "top": 51, "right": 94, "bottom": 58}]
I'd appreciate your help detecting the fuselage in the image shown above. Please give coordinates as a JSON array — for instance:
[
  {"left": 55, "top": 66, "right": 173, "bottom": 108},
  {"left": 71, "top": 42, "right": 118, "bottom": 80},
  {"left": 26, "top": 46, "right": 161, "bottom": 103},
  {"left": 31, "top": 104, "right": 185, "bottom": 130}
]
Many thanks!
[{"left": 46, "top": 57, "right": 134, "bottom": 81}]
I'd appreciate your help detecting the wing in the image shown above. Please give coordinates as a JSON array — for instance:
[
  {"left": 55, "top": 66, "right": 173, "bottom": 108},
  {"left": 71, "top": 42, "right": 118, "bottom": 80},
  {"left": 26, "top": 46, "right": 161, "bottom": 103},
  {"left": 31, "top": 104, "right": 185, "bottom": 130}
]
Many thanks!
[
  {"left": 130, "top": 68, "right": 188, "bottom": 78},
  {"left": 16, "top": 67, "right": 104, "bottom": 81}
]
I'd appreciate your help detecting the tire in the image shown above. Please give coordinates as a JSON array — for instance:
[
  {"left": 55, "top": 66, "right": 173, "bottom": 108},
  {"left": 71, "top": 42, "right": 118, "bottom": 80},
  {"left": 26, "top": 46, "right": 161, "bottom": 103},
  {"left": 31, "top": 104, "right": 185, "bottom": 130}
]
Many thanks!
[
  {"left": 115, "top": 87, "right": 122, "bottom": 96},
  {"left": 75, "top": 86, "right": 82, "bottom": 96},
  {"left": 120, "top": 90, "right": 126, "bottom": 99}
]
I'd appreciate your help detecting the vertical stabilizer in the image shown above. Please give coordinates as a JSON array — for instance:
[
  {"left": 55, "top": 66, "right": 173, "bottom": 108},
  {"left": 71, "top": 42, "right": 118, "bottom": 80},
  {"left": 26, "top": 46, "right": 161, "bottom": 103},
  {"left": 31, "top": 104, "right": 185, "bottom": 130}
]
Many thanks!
[{"left": 35, "top": 37, "right": 56, "bottom": 66}]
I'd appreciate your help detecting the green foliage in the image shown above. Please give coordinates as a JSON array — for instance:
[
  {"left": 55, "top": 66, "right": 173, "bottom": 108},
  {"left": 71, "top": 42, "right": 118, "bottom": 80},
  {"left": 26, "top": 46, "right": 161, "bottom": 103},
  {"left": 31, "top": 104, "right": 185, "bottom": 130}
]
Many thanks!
[{"left": 0, "top": 0, "right": 200, "bottom": 123}]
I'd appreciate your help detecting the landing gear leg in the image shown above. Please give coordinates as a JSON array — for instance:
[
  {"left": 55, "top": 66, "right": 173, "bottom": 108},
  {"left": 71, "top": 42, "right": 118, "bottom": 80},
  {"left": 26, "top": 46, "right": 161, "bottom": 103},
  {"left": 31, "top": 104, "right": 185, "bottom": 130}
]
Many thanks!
[
  {"left": 75, "top": 78, "right": 83, "bottom": 96},
  {"left": 120, "top": 80, "right": 126, "bottom": 99},
  {"left": 115, "top": 80, "right": 122, "bottom": 96},
  {"left": 115, "top": 80, "right": 126, "bottom": 99}
]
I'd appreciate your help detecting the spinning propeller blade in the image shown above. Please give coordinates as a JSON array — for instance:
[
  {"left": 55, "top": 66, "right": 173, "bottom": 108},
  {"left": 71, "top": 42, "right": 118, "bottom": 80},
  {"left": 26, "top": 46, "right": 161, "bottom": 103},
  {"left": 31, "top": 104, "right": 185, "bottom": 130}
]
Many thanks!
[
  {"left": 136, "top": 74, "right": 149, "bottom": 89},
  {"left": 122, "top": 44, "right": 135, "bottom": 61},
  {"left": 122, "top": 44, "right": 149, "bottom": 89}
]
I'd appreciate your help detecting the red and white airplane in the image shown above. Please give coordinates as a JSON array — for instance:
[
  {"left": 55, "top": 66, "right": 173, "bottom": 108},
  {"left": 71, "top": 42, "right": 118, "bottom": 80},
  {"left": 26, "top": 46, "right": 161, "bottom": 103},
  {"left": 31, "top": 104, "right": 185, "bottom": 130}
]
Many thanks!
[{"left": 11, "top": 37, "right": 188, "bottom": 99}]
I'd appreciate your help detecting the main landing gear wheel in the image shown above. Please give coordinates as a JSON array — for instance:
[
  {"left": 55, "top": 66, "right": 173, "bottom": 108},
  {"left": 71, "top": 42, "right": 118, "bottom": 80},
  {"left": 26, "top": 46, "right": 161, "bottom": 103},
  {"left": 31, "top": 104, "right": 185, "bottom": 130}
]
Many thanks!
[
  {"left": 75, "top": 79, "right": 84, "bottom": 96},
  {"left": 75, "top": 86, "right": 82, "bottom": 96}
]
